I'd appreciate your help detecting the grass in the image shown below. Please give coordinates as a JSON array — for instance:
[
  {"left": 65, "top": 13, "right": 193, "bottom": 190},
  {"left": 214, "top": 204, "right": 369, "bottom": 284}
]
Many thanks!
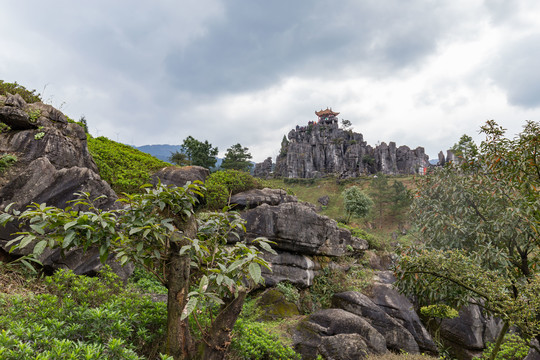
[{"left": 366, "top": 353, "right": 438, "bottom": 360}]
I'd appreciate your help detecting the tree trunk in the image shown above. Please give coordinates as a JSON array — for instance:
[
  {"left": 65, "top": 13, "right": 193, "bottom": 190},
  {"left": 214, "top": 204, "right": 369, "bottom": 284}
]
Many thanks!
[
  {"left": 165, "top": 216, "right": 197, "bottom": 360},
  {"left": 201, "top": 290, "right": 247, "bottom": 360},
  {"left": 488, "top": 320, "right": 509, "bottom": 360}
]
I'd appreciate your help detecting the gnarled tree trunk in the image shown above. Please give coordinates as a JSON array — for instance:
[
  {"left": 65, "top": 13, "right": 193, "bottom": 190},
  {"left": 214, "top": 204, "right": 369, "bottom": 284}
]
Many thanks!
[{"left": 200, "top": 290, "right": 247, "bottom": 360}]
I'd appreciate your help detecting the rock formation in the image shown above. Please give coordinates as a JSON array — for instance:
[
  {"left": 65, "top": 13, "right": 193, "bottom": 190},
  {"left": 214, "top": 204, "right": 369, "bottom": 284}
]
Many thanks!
[
  {"left": 253, "top": 157, "right": 272, "bottom": 178},
  {"left": 260, "top": 109, "right": 431, "bottom": 178},
  {"left": 0, "top": 94, "right": 124, "bottom": 277}
]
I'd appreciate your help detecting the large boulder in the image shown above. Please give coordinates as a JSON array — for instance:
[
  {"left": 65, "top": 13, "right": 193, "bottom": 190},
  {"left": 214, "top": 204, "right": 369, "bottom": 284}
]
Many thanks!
[
  {"left": 440, "top": 304, "right": 503, "bottom": 360},
  {"left": 332, "top": 291, "right": 420, "bottom": 354},
  {"left": 241, "top": 202, "right": 368, "bottom": 256},
  {"left": 0, "top": 99, "right": 123, "bottom": 277},
  {"left": 230, "top": 188, "right": 297, "bottom": 209},
  {"left": 369, "top": 271, "right": 437, "bottom": 354},
  {"left": 293, "top": 308, "right": 387, "bottom": 359}
]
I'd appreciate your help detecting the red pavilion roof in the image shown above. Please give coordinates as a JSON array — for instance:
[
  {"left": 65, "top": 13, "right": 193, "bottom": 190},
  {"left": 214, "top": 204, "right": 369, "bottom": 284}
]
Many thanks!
[{"left": 315, "top": 108, "right": 340, "bottom": 117}]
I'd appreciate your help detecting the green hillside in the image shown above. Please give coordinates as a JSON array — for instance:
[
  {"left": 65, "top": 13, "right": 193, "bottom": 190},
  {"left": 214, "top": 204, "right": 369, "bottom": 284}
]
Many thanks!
[{"left": 87, "top": 135, "right": 170, "bottom": 194}]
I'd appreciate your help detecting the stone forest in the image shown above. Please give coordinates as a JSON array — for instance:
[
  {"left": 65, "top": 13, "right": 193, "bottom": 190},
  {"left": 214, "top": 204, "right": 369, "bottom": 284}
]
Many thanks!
[{"left": 0, "top": 86, "right": 539, "bottom": 360}]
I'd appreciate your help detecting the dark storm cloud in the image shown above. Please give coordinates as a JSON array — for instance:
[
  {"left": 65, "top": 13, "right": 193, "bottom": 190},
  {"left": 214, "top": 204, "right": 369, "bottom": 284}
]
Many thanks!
[
  {"left": 490, "top": 34, "right": 540, "bottom": 108},
  {"left": 164, "top": 0, "right": 461, "bottom": 95}
]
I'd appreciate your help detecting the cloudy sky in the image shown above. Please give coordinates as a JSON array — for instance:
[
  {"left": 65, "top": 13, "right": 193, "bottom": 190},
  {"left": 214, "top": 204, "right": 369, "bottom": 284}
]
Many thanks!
[{"left": 2, "top": 1, "right": 540, "bottom": 162}]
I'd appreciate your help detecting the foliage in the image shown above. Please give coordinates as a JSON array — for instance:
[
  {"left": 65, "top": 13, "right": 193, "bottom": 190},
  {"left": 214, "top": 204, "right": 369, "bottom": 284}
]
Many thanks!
[
  {"left": 34, "top": 131, "right": 45, "bottom": 140},
  {"left": 0, "top": 154, "right": 17, "bottom": 174},
  {"left": 338, "top": 222, "right": 387, "bottom": 251},
  {"left": 179, "top": 210, "right": 275, "bottom": 321},
  {"left": 129, "top": 266, "right": 168, "bottom": 294},
  {"left": 230, "top": 319, "right": 301, "bottom": 360},
  {"left": 27, "top": 109, "right": 41, "bottom": 122},
  {"left": 395, "top": 120, "right": 540, "bottom": 357},
  {"left": 203, "top": 170, "right": 261, "bottom": 209},
  {"left": 180, "top": 136, "right": 218, "bottom": 169},
  {"left": 450, "top": 134, "right": 478, "bottom": 163},
  {"left": 420, "top": 304, "right": 459, "bottom": 320},
  {"left": 342, "top": 185, "right": 373, "bottom": 222},
  {"left": 276, "top": 282, "right": 300, "bottom": 304},
  {"left": 87, "top": 135, "right": 169, "bottom": 193},
  {"left": 0, "top": 266, "right": 169, "bottom": 359},
  {"left": 220, "top": 143, "right": 253, "bottom": 172},
  {"left": 168, "top": 151, "right": 190, "bottom": 166},
  {"left": 279, "top": 135, "right": 289, "bottom": 157},
  {"left": 0, "top": 80, "right": 42, "bottom": 103},
  {"left": 475, "top": 333, "right": 529, "bottom": 360},
  {"left": 341, "top": 119, "right": 352, "bottom": 130}
]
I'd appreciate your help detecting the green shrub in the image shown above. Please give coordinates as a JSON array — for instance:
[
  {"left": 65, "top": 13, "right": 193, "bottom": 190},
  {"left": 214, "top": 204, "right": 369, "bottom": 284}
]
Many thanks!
[
  {"left": 276, "top": 282, "right": 300, "bottom": 304},
  {"left": 475, "top": 333, "right": 529, "bottom": 360},
  {"left": 87, "top": 135, "right": 169, "bottom": 193},
  {"left": 204, "top": 170, "right": 261, "bottom": 209},
  {"left": 230, "top": 319, "right": 301, "bottom": 360},
  {"left": 129, "top": 266, "right": 167, "bottom": 294},
  {"left": 0, "top": 266, "right": 168, "bottom": 359},
  {"left": 0, "top": 154, "right": 17, "bottom": 173},
  {"left": 0, "top": 80, "right": 42, "bottom": 103}
]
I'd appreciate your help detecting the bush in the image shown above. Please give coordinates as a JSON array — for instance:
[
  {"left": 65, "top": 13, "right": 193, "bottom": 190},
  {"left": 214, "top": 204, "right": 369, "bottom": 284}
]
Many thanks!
[
  {"left": 87, "top": 135, "right": 169, "bottom": 193},
  {"left": 476, "top": 333, "right": 529, "bottom": 360},
  {"left": 0, "top": 266, "right": 169, "bottom": 359},
  {"left": 203, "top": 170, "right": 261, "bottom": 209},
  {"left": 0, "top": 154, "right": 17, "bottom": 174},
  {"left": 0, "top": 80, "right": 42, "bottom": 103},
  {"left": 230, "top": 319, "right": 301, "bottom": 360}
]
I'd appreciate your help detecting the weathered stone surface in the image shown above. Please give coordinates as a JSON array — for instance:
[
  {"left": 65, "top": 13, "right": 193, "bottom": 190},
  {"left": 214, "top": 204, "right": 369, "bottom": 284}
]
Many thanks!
[
  {"left": 230, "top": 188, "right": 296, "bottom": 209},
  {"left": 0, "top": 101, "right": 123, "bottom": 277},
  {"left": 4, "top": 93, "right": 26, "bottom": 108},
  {"left": 293, "top": 308, "right": 387, "bottom": 359},
  {"left": 318, "top": 195, "right": 330, "bottom": 206},
  {"left": 369, "top": 280, "right": 437, "bottom": 354},
  {"left": 261, "top": 251, "right": 318, "bottom": 287},
  {"left": 525, "top": 339, "right": 540, "bottom": 360},
  {"left": 274, "top": 120, "right": 430, "bottom": 178},
  {"left": 440, "top": 304, "right": 503, "bottom": 360},
  {"left": 241, "top": 202, "right": 368, "bottom": 256},
  {"left": 253, "top": 157, "right": 272, "bottom": 178},
  {"left": 0, "top": 107, "right": 37, "bottom": 130},
  {"left": 319, "top": 334, "right": 369, "bottom": 360},
  {"left": 150, "top": 165, "right": 209, "bottom": 187},
  {"left": 256, "top": 288, "right": 299, "bottom": 320},
  {"left": 332, "top": 291, "right": 419, "bottom": 354}
]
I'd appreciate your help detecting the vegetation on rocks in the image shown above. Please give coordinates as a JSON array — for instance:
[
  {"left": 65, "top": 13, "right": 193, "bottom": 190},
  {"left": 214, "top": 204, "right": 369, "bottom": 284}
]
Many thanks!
[
  {"left": 0, "top": 80, "right": 42, "bottom": 103},
  {"left": 203, "top": 170, "right": 261, "bottom": 210}
]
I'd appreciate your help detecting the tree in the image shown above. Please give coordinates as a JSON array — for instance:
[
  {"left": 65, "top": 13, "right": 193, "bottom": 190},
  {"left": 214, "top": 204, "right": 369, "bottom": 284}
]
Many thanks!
[
  {"left": 369, "top": 173, "right": 392, "bottom": 228},
  {"left": 0, "top": 183, "right": 274, "bottom": 360},
  {"left": 181, "top": 136, "right": 218, "bottom": 169},
  {"left": 220, "top": 143, "right": 253, "bottom": 172},
  {"left": 341, "top": 119, "right": 352, "bottom": 131},
  {"left": 342, "top": 186, "right": 373, "bottom": 223},
  {"left": 169, "top": 150, "right": 190, "bottom": 166},
  {"left": 395, "top": 120, "right": 540, "bottom": 359},
  {"left": 450, "top": 134, "right": 478, "bottom": 163}
]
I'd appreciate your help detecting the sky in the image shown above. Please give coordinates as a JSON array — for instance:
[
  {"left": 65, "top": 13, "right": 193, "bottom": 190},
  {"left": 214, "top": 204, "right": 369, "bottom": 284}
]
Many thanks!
[{"left": 1, "top": 0, "right": 540, "bottom": 162}]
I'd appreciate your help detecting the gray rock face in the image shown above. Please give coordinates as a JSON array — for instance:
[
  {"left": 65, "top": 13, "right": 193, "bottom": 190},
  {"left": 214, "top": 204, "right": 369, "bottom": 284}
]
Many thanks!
[
  {"left": 150, "top": 165, "right": 209, "bottom": 188},
  {"left": 525, "top": 339, "right": 540, "bottom": 360},
  {"left": 274, "top": 120, "right": 430, "bottom": 178},
  {"left": 332, "top": 291, "right": 420, "bottom": 354},
  {"left": 230, "top": 188, "right": 296, "bottom": 209},
  {"left": 440, "top": 304, "right": 503, "bottom": 360},
  {"left": 254, "top": 157, "right": 273, "bottom": 178},
  {"left": 294, "top": 308, "right": 387, "bottom": 359},
  {"left": 0, "top": 99, "right": 122, "bottom": 277},
  {"left": 368, "top": 279, "right": 437, "bottom": 354},
  {"left": 261, "top": 251, "right": 318, "bottom": 287},
  {"left": 241, "top": 202, "right": 368, "bottom": 256}
]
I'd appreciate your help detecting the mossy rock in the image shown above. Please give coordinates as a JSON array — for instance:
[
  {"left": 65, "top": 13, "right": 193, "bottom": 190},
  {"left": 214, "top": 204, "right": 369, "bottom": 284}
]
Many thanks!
[{"left": 256, "top": 289, "right": 300, "bottom": 320}]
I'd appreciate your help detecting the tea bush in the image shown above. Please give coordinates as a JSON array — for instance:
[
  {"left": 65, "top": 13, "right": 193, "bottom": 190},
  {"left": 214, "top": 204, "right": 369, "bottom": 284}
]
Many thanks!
[
  {"left": 0, "top": 266, "right": 169, "bottom": 359},
  {"left": 204, "top": 170, "right": 261, "bottom": 209},
  {"left": 87, "top": 135, "right": 169, "bottom": 193}
]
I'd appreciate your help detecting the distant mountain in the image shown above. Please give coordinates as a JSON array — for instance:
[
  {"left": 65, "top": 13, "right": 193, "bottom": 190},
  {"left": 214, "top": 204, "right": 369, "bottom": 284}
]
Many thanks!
[{"left": 135, "top": 144, "right": 180, "bottom": 162}]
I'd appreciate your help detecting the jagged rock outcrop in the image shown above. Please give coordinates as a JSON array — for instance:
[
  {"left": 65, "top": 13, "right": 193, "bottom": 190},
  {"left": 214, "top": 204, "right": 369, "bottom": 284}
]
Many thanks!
[
  {"left": 0, "top": 94, "right": 123, "bottom": 276},
  {"left": 241, "top": 201, "right": 368, "bottom": 256},
  {"left": 230, "top": 188, "right": 296, "bottom": 209},
  {"left": 253, "top": 157, "right": 273, "bottom": 178},
  {"left": 274, "top": 118, "right": 430, "bottom": 178},
  {"left": 261, "top": 251, "right": 318, "bottom": 287}
]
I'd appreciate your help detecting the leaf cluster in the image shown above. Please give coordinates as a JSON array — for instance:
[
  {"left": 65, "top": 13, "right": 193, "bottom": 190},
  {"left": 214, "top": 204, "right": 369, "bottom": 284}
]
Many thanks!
[
  {"left": 203, "top": 170, "right": 261, "bottom": 210},
  {"left": 220, "top": 143, "right": 253, "bottom": 172},
  {"left": 180, "top": 136, "right": 218, "bottom": 169},
  {"left": 0, "top": 80, "right": 42, "bottom": 103}
]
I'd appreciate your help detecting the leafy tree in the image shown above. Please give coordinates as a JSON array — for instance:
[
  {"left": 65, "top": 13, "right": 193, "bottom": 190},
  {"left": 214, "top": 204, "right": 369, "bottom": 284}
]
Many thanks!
[
  {"left": 395, "top": 120, "right": 540, "bottom": 359},
  {"left": 450, "top": 134, "right": 478, "bottom": 163},
  {"left": 0, "top": 80, "right": 42, "bottom": 103},
  {"left": 181, "top": 136, "right": 218, "bottom": 169},
  {"left": 220, "top": 143, "right": 253, "bottom": 172},
  {"left": 0, "top": 182, "right": 274, "bottom": 360},
  {"left": 168, "top": 151, "right": 190, "bottom": 166},
  {"left": 341, "top": 119, "right": 352, "bottom": 130},
  {"left": 342, "top": 186, "right": 373, "bottom": 223},
  {"left": 390, "top": 180, "right": 412, "bottom": 224}
]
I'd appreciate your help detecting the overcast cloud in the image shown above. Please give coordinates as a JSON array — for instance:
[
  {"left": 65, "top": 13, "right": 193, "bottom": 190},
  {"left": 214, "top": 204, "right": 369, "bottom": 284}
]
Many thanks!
[{"left": 1, "top": 0, "right": 540, "bottom": 162}]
